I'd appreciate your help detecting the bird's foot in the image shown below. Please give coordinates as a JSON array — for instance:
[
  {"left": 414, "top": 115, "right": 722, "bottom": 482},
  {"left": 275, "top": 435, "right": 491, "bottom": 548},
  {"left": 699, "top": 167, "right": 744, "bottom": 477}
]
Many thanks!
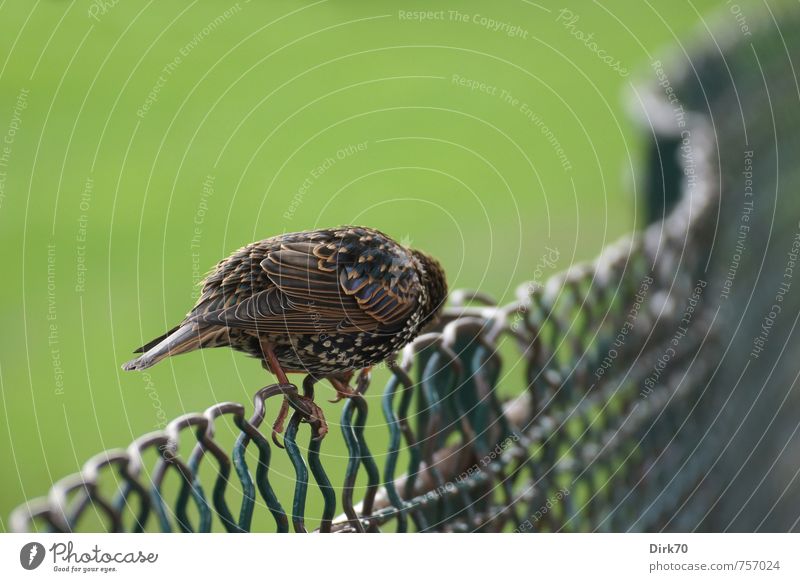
[
  {"left": 327, "top": 368, "right": 371, "bottom": 403},
  {"left": 300, "top": 396, "right": 328, "bottom": 441},
  {"left": 270, "top": 391, "right": 328, "bottom": 447},
  {"left": 327, "top": 378, "right": 356, "bottom": 403}
]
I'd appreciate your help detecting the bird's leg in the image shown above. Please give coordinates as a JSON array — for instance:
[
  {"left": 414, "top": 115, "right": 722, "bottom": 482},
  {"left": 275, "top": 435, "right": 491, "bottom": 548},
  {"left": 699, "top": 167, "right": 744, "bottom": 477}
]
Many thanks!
[
  {"left": 259, "top": 338, "right": 293, "bottom": 447},
  {"left": 260, "top": 338, "right": 290, "bottom": 384},
  {"left": 259, "top": 338, "right": 330, "bottom": 444}
]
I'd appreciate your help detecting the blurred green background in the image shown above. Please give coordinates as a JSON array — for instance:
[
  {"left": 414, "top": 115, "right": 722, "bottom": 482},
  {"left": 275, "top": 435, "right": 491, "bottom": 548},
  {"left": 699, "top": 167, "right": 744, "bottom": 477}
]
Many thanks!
[{"left": 0, "top": 0, "right": 731, "bottom": 530}]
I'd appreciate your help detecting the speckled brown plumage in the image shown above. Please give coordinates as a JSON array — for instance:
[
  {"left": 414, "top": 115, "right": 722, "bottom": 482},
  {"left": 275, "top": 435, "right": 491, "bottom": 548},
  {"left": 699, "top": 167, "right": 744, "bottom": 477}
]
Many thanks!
[{"left": 122, "top": 226, "right": 448, "bottom": 379}]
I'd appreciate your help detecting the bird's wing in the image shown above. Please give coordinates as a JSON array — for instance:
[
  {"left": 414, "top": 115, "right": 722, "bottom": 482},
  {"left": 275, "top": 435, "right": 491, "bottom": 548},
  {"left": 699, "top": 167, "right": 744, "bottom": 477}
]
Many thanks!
[{"left": 190, "top": 239, "right": 419, "bottom": 334}]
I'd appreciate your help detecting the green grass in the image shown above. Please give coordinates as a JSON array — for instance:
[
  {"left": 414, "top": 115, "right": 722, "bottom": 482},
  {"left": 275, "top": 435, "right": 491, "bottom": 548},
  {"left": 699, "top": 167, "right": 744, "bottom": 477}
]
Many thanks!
[{"left": 0, "top": 0, "right": 730, "bottom": 531}]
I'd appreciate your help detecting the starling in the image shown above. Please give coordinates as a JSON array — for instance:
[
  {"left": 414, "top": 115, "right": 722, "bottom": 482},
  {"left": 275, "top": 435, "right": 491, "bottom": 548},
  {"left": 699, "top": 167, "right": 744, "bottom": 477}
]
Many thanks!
[{"left": 122, "top": 226, "right": 448, "bottom": 440}]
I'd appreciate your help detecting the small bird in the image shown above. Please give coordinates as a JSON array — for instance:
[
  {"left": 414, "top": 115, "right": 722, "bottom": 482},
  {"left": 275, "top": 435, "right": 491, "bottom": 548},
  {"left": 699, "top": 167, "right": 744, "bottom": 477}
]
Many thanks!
[{"left": 122, "top": 226, "right": 448, "bottom": 441}]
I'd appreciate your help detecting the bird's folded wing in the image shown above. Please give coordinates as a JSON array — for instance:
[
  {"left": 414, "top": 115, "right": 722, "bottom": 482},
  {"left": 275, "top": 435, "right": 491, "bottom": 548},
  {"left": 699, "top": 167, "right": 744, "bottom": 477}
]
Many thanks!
[{"left": 191, "top": 240, "right": 418, "bottom": 334}]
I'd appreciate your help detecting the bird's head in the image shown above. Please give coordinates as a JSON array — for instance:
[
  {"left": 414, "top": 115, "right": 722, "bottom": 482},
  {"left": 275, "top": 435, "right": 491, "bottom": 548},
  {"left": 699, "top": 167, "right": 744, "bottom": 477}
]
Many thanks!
[{"left": 410, "top": 249, "right": 448, "bottom": 329}]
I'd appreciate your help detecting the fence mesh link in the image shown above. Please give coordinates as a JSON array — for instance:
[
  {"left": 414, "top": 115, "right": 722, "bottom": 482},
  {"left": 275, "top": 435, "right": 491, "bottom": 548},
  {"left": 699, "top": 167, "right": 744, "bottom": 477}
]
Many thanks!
[{"left": 9, "top": 6, "right": 800, "bottom": 533}]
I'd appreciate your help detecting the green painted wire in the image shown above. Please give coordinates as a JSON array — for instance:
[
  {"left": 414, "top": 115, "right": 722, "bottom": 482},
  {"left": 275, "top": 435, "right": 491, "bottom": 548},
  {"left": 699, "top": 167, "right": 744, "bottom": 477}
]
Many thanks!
[
  {"left": 350, "top": 393, "right": 380, "bottom": 530},
  {"left": 471, "top": 343, "right": 529, "bottom": 531},
  {"left": 455, "top": 342, "right": 508, "bottom": 528},
  {"left": 111, "top": 477, "right": 149, "bottom": 533},
  {"left": 307, "top": 424, "right": 335, "bottom": 533},
  {"left": 388, "top": 365, "right": 428, "bottom": 531},
  {"left": 163, "top": 452, "right": 210, "bottom": 533},
  {"left": 233, "top": 426, "right": 289, "bottom": 532},
  {"left": 396, "top": 368, "right": 426, "bottom": 531},
  {"left": 284, "top": 413, "right": 309, "bottom": 533},
  {"left": 381, "top": 374, "right": 408, "bottom": 532},
  {"left": 340, "top": 397, "right": 365, "bottom": 532},
  {"left": 149, "top": 483, "right": 173, "bottom": 532},
  {"left": 232, "top": 432, "right": 256, "bottom": 531},
  {"left": 209, "top": 459, "right": 239, "bottom": 532},
  {"left": 458, "top": 342, "right": 489, "bottom": 450},
  {"left": 175, "top": 473, "right": 211, "bottom": 532},
  {"left": 186, "top": 447, "right": 238, "bottom": 533},
  {"left": 301, "top": 376, "right": 335, "bottom": 533},
  {"left": 418, "top": 351, "right": 456, "bottom": 527}
]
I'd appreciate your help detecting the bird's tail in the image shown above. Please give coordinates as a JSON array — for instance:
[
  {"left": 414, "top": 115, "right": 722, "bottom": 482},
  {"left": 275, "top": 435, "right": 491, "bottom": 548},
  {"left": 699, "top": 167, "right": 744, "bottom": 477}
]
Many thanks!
[{"left": 122, "top": 323, "right": 200, "bottom": 371}]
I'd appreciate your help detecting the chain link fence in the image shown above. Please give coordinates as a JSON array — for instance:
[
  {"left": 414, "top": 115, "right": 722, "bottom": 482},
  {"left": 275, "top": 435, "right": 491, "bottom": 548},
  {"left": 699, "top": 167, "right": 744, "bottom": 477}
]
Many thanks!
[{"left": 10, "top": 6, "right": 800, "bottom": 533}]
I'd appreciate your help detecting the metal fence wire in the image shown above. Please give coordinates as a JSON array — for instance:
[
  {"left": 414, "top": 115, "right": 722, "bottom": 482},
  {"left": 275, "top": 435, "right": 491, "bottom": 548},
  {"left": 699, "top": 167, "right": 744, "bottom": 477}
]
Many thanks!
[{"left": 10, "top": 8, "right": 800, "bottom": 533}]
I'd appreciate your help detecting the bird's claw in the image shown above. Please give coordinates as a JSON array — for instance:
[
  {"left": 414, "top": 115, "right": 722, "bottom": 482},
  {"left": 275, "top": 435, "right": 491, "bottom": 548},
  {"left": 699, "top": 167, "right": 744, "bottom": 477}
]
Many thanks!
[
  {"left": 295, "top": 394, "right": 328, "bottom": 441},
  {"left": 328, "top": 375, "right": 359, "bottom": 403},
  {"left": 271, "top": 428, "right": 285, "bottom": 449},
  {"left": 270, "top": 390, "right": 328, "bottom": 445},
  {"left": 271, "top": 412, "right": 288, "bottom": 449},
  {"left": 328, "top": 393, "right": 351, "bottom": 404}
]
